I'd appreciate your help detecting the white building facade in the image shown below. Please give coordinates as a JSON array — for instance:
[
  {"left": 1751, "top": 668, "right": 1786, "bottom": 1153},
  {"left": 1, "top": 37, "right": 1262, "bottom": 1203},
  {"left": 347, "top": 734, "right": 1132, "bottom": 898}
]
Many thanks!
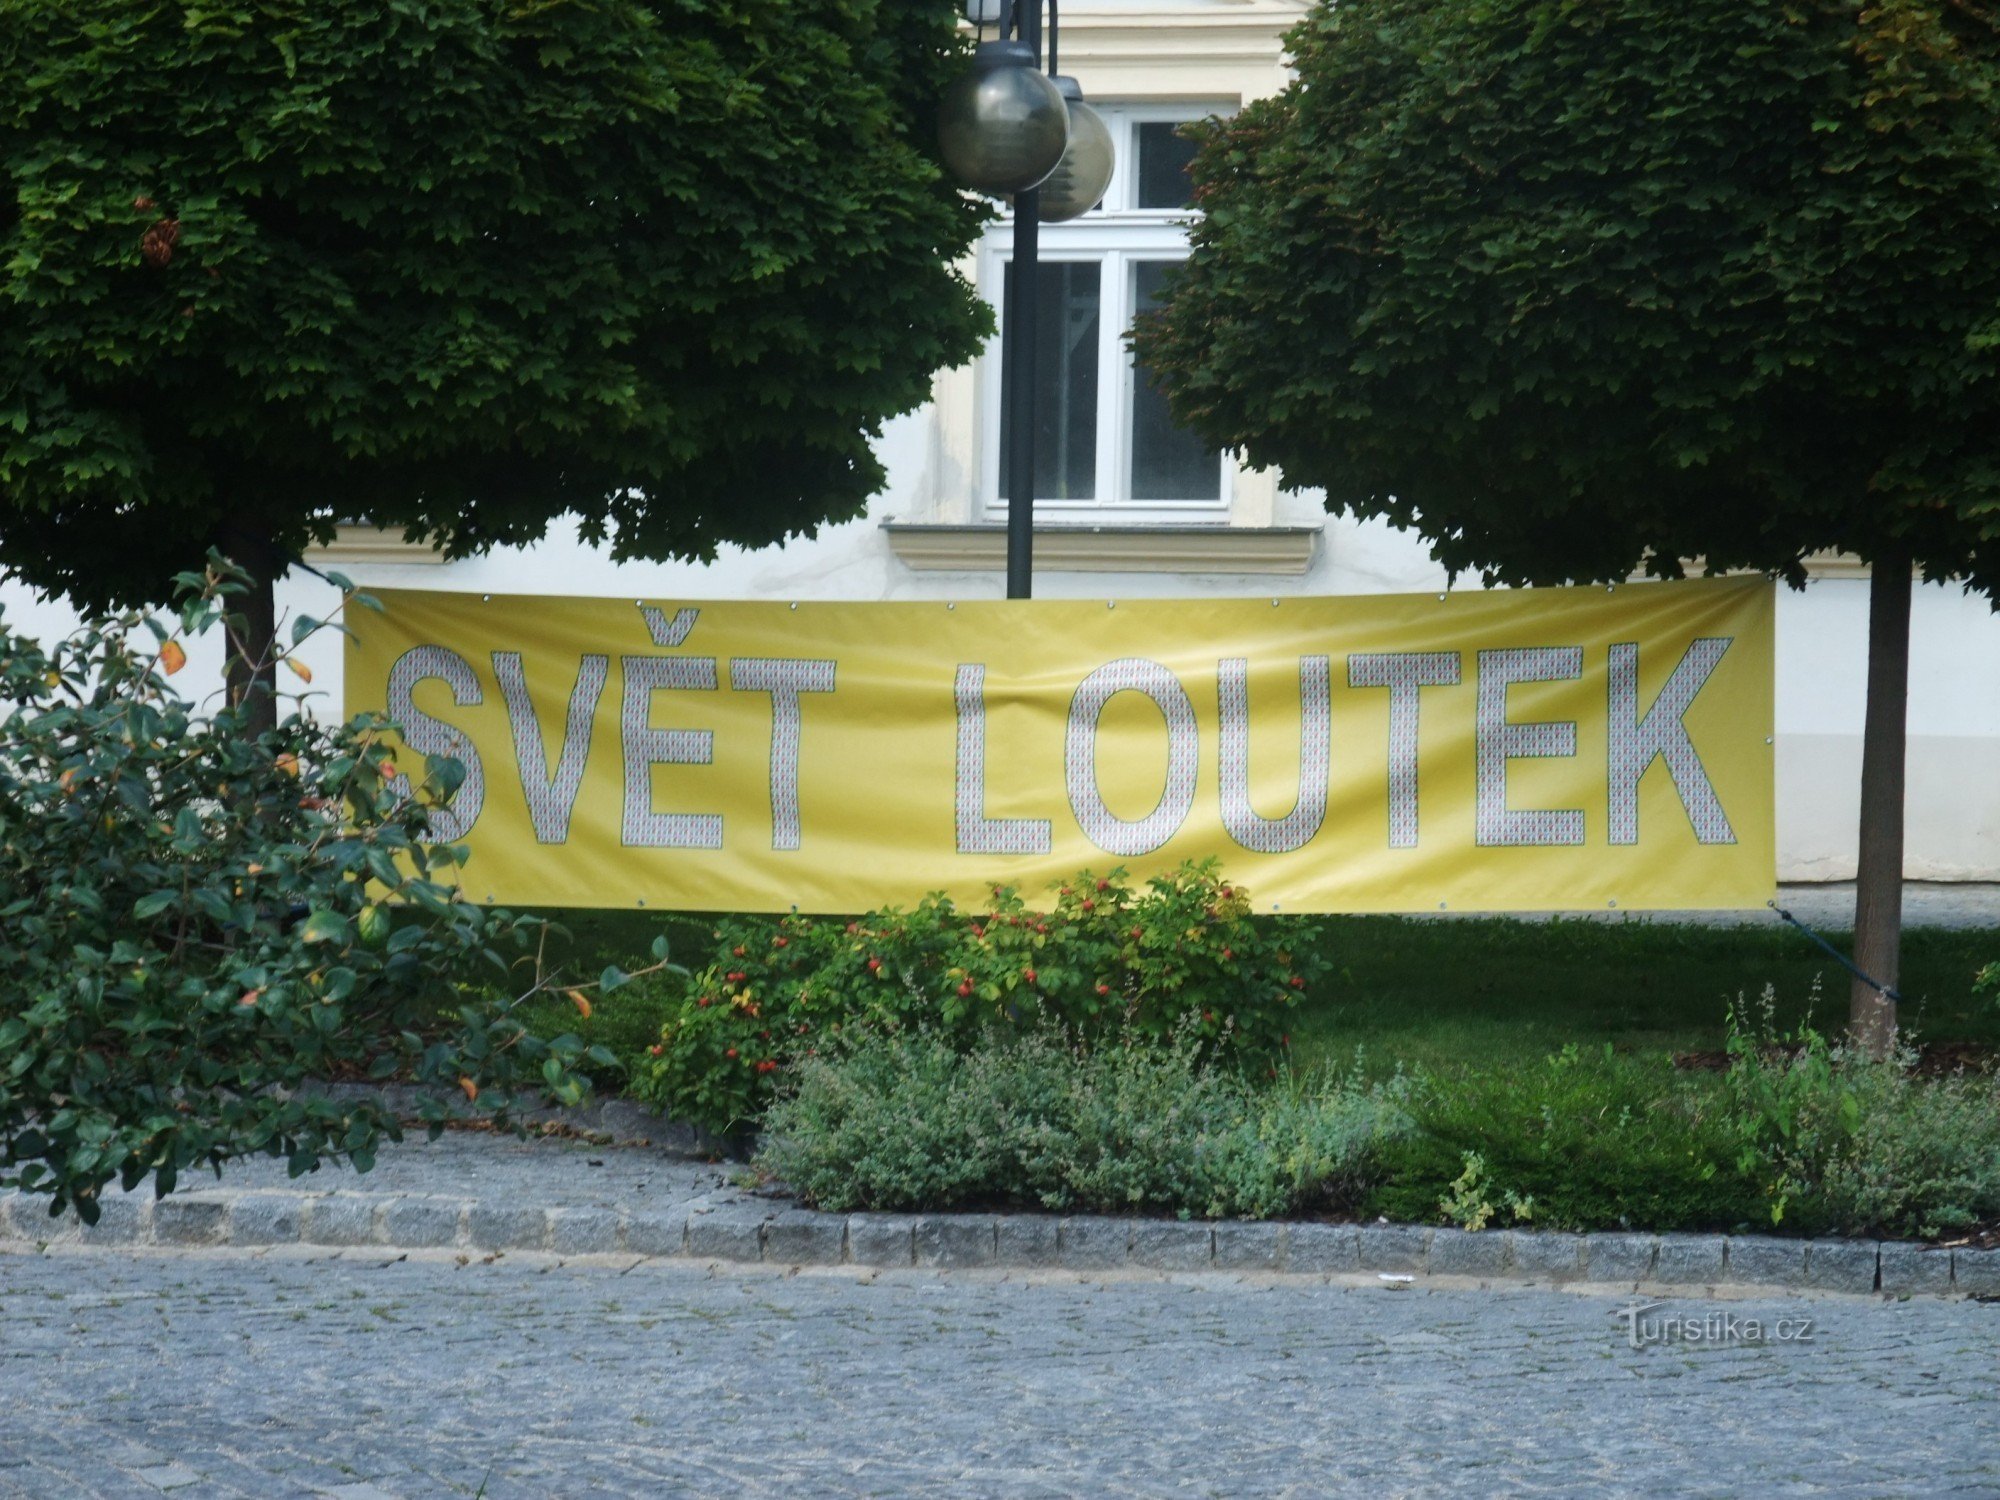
[{"left": 5, "top": 0, "right": 1997, "bottom": 883}]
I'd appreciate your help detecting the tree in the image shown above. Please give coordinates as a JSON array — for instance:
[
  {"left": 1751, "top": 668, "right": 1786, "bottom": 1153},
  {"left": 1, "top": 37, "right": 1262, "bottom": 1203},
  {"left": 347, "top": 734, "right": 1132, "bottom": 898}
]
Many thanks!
[
  {"left": 0, "top": 0, "right": 990, "bottom": 729},
  {"left": 1136, "top": 0, "right": 2000, "bottom": 1052}
]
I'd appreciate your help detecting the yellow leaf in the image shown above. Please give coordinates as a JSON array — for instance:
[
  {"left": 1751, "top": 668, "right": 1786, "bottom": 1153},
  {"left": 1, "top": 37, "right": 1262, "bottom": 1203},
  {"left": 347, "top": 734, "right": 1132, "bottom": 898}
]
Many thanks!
[
  {"left": 285, "top": 657, "right": 313, "bottom": 683},
  {"left": 459, "top": 1076, "right": 479, "bottom": 1104},
  {"left": 158, "top": 640, "right": 187, "bottom": 676},
  {"left": 274, "top": 752, "right": 300, "bottom": 777},
  {"left": 58, "top": 768, "right": 78, "bottom": 795},
  {"left": 567, "top": 989, "right": 593, "bottom": 1020}
]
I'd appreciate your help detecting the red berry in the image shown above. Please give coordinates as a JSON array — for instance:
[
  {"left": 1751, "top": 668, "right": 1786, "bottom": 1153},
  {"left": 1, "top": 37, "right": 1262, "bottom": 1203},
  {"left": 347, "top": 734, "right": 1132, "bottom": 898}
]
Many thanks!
[
  {"left": 867, "top": 956, "right": 883, "bottom": 973},
  {"left": 1081, "top": 899, "right": 1094, "bottom": 912},
  {"left": 1130, "top": 927, "right": 1143, "bottom": 941},
  {"left": 1094, "top": 983, "right": 1110, "bottom": 996},
  {"left": 726, "top": 970, "right": 746, "bottom": 983},
  {"left": 725, "top": 1048, "right": 738, "bottom": 1059},
  {"left": 696, "top": 996, "right": 712, "bottom": 1008},
  {"left": 1023, "top": 968, "right": 1037, "bottom": 984},
  {"left": 774, "top": 936, "right": 788, "bottom": 948},
  {"left": 1289, "top": 976, "right": 1305, "bottom": 989},
  {"left": 957, "top": 981, "right": 973, "bottom": 997},
  {"left": 733, "top": 946, "right": 746, "bottom": 957},
  {"left": 1096, "top": 878, "right": 1109, "bottom": 892}
]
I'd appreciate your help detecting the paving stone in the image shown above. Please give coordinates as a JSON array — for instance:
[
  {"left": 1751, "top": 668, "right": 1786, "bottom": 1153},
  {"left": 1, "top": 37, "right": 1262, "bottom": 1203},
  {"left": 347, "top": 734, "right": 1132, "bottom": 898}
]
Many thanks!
[
  {"left": 1285, "top": 1223, "right": 1360, "bottom": 1275},
  {"left": 1880, "top": 1241, "right": 1953, "bottom": 1296},
  {"left": 1212, "top": 1221, "right": 1283, "bottom": 1272},
  {"left": 306, "top": 1196, "right": 386, "bottom": 1248},
  {"left": 1357, "top": 1224, "right": 1431, "bottom": 1274},
  {"left": 620, "top": 1211, "right": 687, "bottom": 1258},
  {"left": 135, "top": 1464, "right": 203, "bottom": 1491},
  {"left": 383, "top": 1198, "right": 465, "bottom": 1250},
  {"left": 1509, "top": 1231, "right": 1584, "bottom": 1281},
  {"left": 548, "top": 1206, "right": 622, "bottom": 1256},
  {"left": 467, "top": 1204, "right": 549, "bottom": 1252},
  {"left": 686, "top": 1210, "right": 766, "bottom": 1263},
  {"left": 76, "top": 1194, "right": 150, "bottom": 1246},
  {"left": 152, "top": 1196, "right": 229, "bottom": 1248},
  {"left": 1951, "top": 1246, "right": 2000, "bottom": 1296},
  {"left": 4, "top": 1192, "right": 75, "bottom": 1245},
  {"left": 1725, "top": 1237, "right": 1807, "bottom": 1288},
  {"left": 846, "top": 1214, "right": 914, "bottom": 1268},
  {"left": 1130, "top": 1221, "right": 1213, "bottom": 1272},
  {"left": 226, "top": 1195, "right": 302, "bottom": 1247},
  {"left": 1803, "top": 1239, "right": 1879, "bottom": 1294},
  {"left": 914, "top": 1215, "right": 996, "bottom": 1269},
  {"left": 0, "top": 1192, "right": 22, "bottom": 1241},
  {"left": 1427, "top": 1227, "right": 1509, "bottom": 1278},
  {"left": 1583, "top": 1232, "right": 1658, "bottom": 1284},
  {"left": 766, "top": 1211, "right": 846, "bottom": 1266},
  {"left": 994, "top": 1215, "right": 1059, "bottom": 1267},
  {"left": 1058, "top": 1217, "right": 1132, "bottom": 1271},
  {"left": 1652, "top": 1233, "right": 1725, "bottom": 1286}
]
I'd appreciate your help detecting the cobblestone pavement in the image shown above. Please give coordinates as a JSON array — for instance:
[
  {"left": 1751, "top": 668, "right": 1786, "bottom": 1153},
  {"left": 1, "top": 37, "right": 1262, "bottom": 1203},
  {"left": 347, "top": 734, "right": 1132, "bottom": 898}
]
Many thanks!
[{"left": 1, "top": 1247, "right": 1996, "bottom": 1499}]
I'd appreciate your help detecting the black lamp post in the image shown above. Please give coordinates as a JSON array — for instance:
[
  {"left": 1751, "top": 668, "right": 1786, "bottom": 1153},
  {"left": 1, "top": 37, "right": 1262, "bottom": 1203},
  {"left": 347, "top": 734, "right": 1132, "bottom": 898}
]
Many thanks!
[{"left": 939, "top": 2, "right": 1116, "bottom": 599}]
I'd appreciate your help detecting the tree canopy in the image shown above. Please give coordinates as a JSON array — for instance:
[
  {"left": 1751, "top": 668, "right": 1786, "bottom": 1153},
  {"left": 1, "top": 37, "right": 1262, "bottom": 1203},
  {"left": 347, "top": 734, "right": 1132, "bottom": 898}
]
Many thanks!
[
  {"left": 0, "top": 0, "right": 991, "bottom": 611},
  {"left": 1136, "top": 0, "right": 2000, "bottom": 594}
]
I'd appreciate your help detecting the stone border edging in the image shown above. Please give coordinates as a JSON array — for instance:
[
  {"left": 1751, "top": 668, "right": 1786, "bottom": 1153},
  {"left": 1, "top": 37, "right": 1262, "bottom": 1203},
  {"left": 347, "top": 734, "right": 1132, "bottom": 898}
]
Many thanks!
[{"left": 3, "top": 1189, "right": 1992, "bottom": 1298}]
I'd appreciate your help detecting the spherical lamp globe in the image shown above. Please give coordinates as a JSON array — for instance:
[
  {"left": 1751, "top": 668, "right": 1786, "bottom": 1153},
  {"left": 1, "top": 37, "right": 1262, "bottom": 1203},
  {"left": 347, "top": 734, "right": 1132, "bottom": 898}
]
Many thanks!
[
  {"left": 1036, "top": 79, "right": 1115, "bottom": 222},
  {"left": 938, "top": 41, "right": 1070, "bottom": 196}
]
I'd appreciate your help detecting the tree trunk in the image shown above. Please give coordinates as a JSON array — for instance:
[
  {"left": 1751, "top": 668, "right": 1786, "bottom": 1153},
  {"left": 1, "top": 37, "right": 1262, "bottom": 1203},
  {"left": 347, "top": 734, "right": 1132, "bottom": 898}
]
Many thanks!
[
  {"left": 216, "top": 520, "right": 281, "bottom": 743},
  {"left": 1849, "top": 555, "right": 1911, "bottom": 1059}
]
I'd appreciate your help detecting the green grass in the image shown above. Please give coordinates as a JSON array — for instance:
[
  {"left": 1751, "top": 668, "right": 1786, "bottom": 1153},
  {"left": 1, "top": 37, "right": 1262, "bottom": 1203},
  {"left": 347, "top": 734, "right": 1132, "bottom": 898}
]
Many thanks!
[
  {"left": 508, "top": 905, "right": 1997, "bottom": 1087},
  {"left": 1292, "top": 917, "right": 1999, "bottom": 1077}
]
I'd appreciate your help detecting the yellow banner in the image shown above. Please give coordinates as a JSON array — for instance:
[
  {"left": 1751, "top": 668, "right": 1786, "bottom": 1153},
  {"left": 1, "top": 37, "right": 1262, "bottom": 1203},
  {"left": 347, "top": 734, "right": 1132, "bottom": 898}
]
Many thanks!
[{"left": 344, "top": 578, "right": 1774, "bottom": 914}]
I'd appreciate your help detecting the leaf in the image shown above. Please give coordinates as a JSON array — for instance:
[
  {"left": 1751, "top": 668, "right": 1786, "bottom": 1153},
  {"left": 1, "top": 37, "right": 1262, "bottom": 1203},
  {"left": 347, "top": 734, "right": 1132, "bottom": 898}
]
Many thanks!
[
  {"left": 459, "top": 1076, "right": 479, "bottom": 1104},
  {"left": 284, "top": 657, "right": 313, "bottom": 683},
  {"left": 297, "top": 909, "right": 351, "bottom": 945},
  {"left": 132, "top": 891, "right": 177, "bottom": 920},
  {"left": 599, "top": 964, "right": 629, "bottom": 994},
  {"left": 157, "top": 640, "right": 187, "bottom": 676},
  {"left": 274, "top": 752, "right": 300, "bottom": 777},
  {"left": 567, "top": 988, "right": 593, "bottom": 1020}
]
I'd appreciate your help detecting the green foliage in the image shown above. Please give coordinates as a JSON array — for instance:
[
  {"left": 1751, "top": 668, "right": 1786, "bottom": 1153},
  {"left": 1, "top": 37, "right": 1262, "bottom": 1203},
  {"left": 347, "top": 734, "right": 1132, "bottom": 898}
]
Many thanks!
[
  {"left": 1978, "top": 960, "right": 2000, "bottom": 1013},
  {"left": 1366, "top": 1045, "right": 1767, "bottom": 1232},
  {"left": 0, "top": 559, "right": 616, "bottom": 1221},
  {"left": 1725, "top": 990, "right": 2000, "bottom": 1238},
  {"left": 758, "top": 1026, "right": 1410, "bottom": 1219},
  {"left": 512, "top": 969, "right": 687, "bottom": 1094},
  {"left": 0, "top": 0, "right": 991, "bottom": 609},
  {"left": 1136, "top": 0, "right": 2000, "bottom": 590},
  {"left": 630, "top": 861, "right": 1327, "bottom": 1133}
]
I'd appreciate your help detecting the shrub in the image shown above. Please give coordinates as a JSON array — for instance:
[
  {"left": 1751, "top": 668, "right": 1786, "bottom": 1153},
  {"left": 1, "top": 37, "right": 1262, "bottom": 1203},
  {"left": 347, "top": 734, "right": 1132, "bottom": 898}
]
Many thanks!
[
  {"left": 1725, "top": 990, "right": 2000, "bottom": 1239},
  {"left": 0, "top": 558, "right": 615, "bottom": 1221},
  {"left": 1366, "top": 1044, "right": 1766, "bottom": 1232},
  {"left": 632, "top": 861, "right": 1327, "bottom": 1134},
  {"left": 756, "top": 1024, "right": 1409, "bottom": 1219},
  {"left": 514, "top": 967, "right": 687, "bottom": 1093}
]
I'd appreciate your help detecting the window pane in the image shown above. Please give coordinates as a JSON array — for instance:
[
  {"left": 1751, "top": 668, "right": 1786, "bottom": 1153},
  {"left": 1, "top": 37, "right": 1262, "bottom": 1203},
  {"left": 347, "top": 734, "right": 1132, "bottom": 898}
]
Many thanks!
[
  {"left": 999, "top": 261, "right": 1100, "bottom": 501},
  {"left": 1136, "top": 122, "right": 1200, "bottom": 209},
  {"left": 1129, "top": 261, "right": 1220, "bottom": 501}
]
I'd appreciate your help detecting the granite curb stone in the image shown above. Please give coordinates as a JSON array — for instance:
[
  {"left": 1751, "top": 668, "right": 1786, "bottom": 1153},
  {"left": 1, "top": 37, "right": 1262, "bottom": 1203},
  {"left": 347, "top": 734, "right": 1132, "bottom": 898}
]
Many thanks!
[
  {"left": 0, "top": 1179, "right": 1987, "bottom": 1296},
  {"left": 767, "top": 1210, "right": 847, "bottom": 1266},
  {"left": 1951, "top": 1246, "right": 2000, "bottom": 1296},
  {"left": 915, "top": 1215, "right": 996, "bottom": 1269},
  {"left": 1130, "top": 1221, "right": 1213, "bottom": 1272},
  {"left": 1879, "top": 1241, "right": 1952, "bottom": 1295},
  {"left": 1428, "top": 1228, "right": 1511, "bottom": 1278},
  {"left": 1803, "top": 1239, "right": 1880, "bottom": 1294},
  {"left": 1653, "top": 1233, "right": 1726, "bottom": 1287}
]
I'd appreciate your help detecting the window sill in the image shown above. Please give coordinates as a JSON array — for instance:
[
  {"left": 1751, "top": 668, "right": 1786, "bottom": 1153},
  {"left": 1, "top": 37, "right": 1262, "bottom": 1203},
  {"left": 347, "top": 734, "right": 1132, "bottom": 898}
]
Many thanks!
[
  {"left": 882, "top": 521, "right": 1320, "bottom": 575},
  {"left": 303, "top": 525, "right": 449, "bottom": 566}
]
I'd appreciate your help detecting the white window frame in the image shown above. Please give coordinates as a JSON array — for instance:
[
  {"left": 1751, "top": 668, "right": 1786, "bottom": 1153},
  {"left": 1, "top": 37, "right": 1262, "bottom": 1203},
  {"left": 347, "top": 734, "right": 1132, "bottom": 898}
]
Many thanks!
[{"left": 976, "top": 102, "right": 1239, "bottom": 526}]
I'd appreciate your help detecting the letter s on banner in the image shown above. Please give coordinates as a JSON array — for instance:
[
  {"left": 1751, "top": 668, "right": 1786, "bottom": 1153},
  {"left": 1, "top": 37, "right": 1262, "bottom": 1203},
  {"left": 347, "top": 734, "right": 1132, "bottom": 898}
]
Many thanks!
[{"left": 384, "top": 645, "right": 486, "bottom": 840}]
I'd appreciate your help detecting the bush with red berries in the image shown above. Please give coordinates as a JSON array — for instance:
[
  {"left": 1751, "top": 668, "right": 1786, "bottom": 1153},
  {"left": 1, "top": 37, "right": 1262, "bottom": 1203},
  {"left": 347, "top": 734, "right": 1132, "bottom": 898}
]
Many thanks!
[{"left": 630, "top": 860, "right": 1328, "bottom": 1135}]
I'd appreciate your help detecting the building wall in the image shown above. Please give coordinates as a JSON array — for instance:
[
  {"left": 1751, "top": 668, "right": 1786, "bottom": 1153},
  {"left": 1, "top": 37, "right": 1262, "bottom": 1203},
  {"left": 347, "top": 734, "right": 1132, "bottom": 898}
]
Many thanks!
[{"left": 5, "top": 0, "right": 1997, "bottom": 884}]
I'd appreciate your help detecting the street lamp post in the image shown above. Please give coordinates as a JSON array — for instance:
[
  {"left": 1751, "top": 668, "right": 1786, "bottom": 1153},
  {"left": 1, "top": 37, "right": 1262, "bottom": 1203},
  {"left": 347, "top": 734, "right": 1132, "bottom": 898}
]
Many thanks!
[{"left": 938, "top": 2, "right": 1116, "bottom": 599}]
